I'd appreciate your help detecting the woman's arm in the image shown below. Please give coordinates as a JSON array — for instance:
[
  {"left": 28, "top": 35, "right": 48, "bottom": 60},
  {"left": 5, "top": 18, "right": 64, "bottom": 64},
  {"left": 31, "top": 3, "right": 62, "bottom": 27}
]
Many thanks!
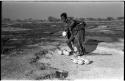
[
  {"left": 66, "top": 33, "right": 74, "bottom": 44},
  {"left": 69, "top": 20, "right": 76, "bottom": 31}
]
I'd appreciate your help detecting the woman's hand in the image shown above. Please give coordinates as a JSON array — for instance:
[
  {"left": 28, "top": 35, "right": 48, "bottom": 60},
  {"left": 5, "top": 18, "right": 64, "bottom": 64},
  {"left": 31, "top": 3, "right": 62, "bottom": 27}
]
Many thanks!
[{"left": 66, "top": 35, "right": 74, "bottom": 44}]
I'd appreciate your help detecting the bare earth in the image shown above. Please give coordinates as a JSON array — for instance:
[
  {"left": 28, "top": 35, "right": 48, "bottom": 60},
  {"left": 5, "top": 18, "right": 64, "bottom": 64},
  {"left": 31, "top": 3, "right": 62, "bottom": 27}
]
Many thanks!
[
  {"left": 1, "top": 22, "right": 124, "bottom": 80},
  {"left": 1, "top": 37, "right": 124, "bottom": 80}
]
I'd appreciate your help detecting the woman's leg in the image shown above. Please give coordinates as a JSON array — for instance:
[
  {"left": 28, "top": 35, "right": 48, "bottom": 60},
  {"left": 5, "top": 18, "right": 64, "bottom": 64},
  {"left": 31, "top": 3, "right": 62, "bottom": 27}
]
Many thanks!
[
  {"left": 79, "top": 29, "right": 86, "bottom": 55},
  {"left": 66, "top": 30, "right": 74, "bottom": 52},
  {"left": 73, "top": 28, "right": 85, "bottom": 56},
  {"left": 78, "top": 31, "right": 85, "bottom": 55}
]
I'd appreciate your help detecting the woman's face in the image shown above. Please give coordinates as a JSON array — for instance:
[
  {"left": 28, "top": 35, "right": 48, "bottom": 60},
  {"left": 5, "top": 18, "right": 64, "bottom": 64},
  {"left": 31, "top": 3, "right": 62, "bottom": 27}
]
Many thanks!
[{"left": 61, "top": 16, "right": 66, "bottom": 22}]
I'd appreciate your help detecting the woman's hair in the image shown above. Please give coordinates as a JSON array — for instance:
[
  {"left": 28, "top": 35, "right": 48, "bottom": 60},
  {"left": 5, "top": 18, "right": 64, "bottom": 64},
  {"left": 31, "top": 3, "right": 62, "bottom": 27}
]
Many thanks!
[{"left": 60, "top": 12, "right": 67, "bottom": 18}]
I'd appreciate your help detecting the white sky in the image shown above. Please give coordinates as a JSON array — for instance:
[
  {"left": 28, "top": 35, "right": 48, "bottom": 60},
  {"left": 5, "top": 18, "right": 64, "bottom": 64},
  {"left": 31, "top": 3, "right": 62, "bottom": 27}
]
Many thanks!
[{"left": 2, "top": 2, "right": 124, "bottom": 20}]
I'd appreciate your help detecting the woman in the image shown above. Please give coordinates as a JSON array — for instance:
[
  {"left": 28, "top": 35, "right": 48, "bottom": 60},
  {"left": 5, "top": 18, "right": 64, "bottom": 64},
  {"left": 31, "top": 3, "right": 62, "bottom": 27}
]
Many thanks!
[{"left": 60, "top": 12, "right": 86, "bottom": 57}]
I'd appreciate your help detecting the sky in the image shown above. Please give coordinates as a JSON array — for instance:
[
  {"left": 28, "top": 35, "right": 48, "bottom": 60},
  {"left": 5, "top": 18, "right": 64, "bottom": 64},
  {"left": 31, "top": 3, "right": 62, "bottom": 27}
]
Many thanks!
[{"left": 2, "top": 2, "right": 124, "bottom": 20}]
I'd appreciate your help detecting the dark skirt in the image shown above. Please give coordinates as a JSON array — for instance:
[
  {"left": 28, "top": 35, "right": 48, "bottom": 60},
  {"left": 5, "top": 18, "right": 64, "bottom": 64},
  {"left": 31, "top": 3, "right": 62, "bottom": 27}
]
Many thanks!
[{"left": 72, "top": 24, "right": 86, "bottom": 54}]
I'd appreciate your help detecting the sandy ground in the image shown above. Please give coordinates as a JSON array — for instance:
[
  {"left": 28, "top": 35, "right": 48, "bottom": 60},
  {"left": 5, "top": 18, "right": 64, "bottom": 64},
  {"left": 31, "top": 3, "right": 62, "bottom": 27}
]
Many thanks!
[
  {"left": 38, "top": 39, "right": 124, "bottom": 80},
  {"left": 1, "top": 37, "right": 124, "bottom": 80},
  {"left": 1, "top": 23, "right": 124, "bottom": 80},
  {"left": 2, "top": 27, "right": 31, "bottom": 31}
]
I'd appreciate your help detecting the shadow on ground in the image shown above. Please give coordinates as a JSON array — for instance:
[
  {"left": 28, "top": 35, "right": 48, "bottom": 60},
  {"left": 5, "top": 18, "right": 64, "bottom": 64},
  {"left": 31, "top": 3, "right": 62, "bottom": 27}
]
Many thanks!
[
  {"left": 85, "top": 39, "right": 102, "bottom": 54},
  {"left": 84, "top": 37, "right": 122, "bottom": 55}
]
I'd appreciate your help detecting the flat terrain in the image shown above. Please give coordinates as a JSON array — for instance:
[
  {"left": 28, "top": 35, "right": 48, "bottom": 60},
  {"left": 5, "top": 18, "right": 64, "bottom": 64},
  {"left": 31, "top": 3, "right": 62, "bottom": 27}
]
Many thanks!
[{"left": 1, "top": 20, "right": 124, "bottom": 80}]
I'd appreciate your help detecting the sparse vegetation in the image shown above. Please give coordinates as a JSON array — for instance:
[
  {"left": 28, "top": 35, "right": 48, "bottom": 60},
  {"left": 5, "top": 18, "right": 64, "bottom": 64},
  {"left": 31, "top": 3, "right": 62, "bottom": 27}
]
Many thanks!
[{"left": 1, "top": 18, "right": 124, "bottom": 80}]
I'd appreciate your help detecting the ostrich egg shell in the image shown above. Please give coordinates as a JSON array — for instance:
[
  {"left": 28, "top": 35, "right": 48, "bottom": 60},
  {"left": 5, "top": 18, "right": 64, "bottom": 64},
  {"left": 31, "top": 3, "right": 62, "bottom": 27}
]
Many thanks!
[
  {"left": 72, "top": 59, "right": 78, "bottom": 64},
  {"left": 57, "top": 50, "right": 63, "bottom": 55},
  {"left": 62, "top": 31, "right": 67, "bottom": 37},
  {"left": 77, "top": 59, "right": 84, "bottom": 65},
  {"left": 63, "top": 50, "right": 70, "bottom": 56},
  {"left": 74, "top": 47, "right": 77, "bottom": 52},
  {"left": 84, "top": 59, "right": 90, "bottom": 64}
]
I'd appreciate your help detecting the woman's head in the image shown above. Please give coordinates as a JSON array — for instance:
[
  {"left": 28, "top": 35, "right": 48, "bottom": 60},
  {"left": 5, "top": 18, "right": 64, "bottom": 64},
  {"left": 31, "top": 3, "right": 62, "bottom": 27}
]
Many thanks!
[{"left": 60, "top": 12, "right": 67, "bottom": 22}]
